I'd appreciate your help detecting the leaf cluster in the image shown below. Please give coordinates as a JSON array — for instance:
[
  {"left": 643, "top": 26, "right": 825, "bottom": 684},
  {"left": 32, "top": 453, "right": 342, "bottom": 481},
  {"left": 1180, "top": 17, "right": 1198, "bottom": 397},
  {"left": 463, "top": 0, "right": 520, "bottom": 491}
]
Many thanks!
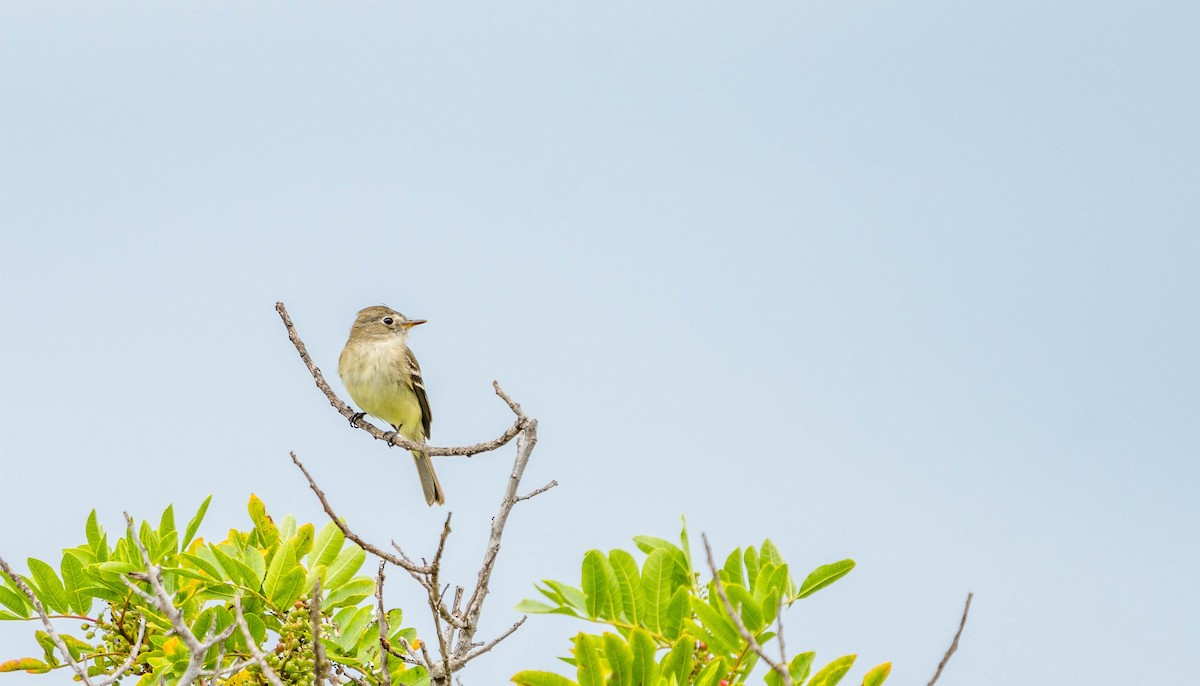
[
  {"left": 0, "top": 496, "right": 426, "bottom": 685},
  {"left": 512, "top": 521, "right": 889, "bottom": 686}
]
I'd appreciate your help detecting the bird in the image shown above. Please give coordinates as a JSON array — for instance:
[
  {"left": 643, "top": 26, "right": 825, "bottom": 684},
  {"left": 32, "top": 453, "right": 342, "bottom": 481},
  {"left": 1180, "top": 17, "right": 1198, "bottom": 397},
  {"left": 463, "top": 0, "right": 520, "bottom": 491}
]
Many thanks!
[{"left": 338, "top": 305, "right": 444, "bottom": 506}]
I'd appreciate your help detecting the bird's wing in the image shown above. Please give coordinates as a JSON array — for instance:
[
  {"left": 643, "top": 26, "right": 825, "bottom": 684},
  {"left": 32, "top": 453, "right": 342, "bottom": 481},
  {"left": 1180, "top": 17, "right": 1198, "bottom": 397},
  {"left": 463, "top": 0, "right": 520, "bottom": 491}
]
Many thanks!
[{"left": 405, "top": 346, "right": 433, "bottom": 439}]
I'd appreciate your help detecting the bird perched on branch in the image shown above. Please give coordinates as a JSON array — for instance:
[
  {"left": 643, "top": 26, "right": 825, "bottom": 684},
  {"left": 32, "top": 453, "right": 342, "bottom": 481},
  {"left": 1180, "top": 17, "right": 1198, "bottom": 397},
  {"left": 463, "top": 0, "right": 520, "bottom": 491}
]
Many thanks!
[{"left": 338, "top": 305, "right": 444, "bottom": 506}]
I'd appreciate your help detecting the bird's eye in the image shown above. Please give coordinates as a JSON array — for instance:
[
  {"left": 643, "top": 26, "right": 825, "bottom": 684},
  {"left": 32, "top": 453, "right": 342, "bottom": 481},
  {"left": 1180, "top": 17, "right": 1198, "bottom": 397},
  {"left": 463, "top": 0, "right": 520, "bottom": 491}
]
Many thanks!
[{"left": 382, "top": 317, "right": 395, "bottom": 326}]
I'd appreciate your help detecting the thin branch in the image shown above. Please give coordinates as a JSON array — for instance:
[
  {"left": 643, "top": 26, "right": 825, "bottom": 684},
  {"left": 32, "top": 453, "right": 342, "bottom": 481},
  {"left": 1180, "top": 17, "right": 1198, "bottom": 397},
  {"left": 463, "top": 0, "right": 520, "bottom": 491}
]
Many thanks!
[
  {"left": 290, "top": 452, "right": 427, "bottom": 574},
  {"left": 516, "top": 480, "right": 558, "bottom": 503},
  {"left": 928, "top": 592, "right": 973, "bottom": 686},
  {"left": 701, "top": 534, "right": 791, "bottom": 686},
  {"left": 459, "top": 616, "right": 526, "bottom": 666},
  {"left": 0, "top": 556, "right": 98, "bottom": 686},
  {"left": 454, "top": 418, "right": 538, "bottom": 659},
  {"left": 276, "top": 302, "right": 524, "bottom": 456},
  {"left": 775, "top": 591, "right": 789, "bottom": 671},
  {"left": 311, "top": 580, "right": 328, "bottom": 686},
  {"left": 375, "top": 563, "right": 393, "bottom": 686},
  {"left": 233, "top": 595, "right": 284, "bottom": 686},
  {"left": 103, "top": 617, "right": 147, "bottom": 686}
]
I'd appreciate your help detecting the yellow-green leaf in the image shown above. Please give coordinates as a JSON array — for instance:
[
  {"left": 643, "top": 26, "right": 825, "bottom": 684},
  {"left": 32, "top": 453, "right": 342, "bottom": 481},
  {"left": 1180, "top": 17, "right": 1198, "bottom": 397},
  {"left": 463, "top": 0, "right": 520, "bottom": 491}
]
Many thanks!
[
  {"left": 798, "top": 560, "right": 855, "bottom": 599},
  {"left": 861, "top": 662, "right": 891, "bottom": 686}
]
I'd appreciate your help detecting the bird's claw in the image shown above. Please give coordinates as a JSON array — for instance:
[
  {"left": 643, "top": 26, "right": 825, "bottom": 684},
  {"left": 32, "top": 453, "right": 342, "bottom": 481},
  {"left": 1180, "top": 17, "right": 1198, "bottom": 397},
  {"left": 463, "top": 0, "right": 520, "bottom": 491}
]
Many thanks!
[
  {"left": 386, "top": 431, "right": 399, "bottom": 447},
  {"left": 349, "top": 412, "right": 366, "bottom": 428}
]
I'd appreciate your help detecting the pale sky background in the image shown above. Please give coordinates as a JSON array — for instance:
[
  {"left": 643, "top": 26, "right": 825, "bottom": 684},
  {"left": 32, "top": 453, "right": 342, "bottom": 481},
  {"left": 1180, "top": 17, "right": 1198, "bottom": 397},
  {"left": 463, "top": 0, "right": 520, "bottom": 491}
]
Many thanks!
[{"left": 1, "top": 3, "right": 1197, "bottom": 684}]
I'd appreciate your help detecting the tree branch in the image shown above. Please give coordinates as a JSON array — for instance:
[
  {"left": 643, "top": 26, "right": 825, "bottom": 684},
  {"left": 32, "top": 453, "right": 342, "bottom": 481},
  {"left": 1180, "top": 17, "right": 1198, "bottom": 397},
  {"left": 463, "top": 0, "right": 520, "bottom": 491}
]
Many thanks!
[
  {"left": 233, "top": 595, "right": 284, "bottom": 686},
  {"left": 0, "top": 556, "right": 98, "bottom": 686},
  {"left": 279, "top": 303, "right": 555, "bottom": 684},
  {"left": 290, "top": 452, "right": 427, "bottom": 574},
  {"left": 702, "top": 533, "right": 792, "bottom": 686},
  {"left": 276, "top": 301, "right": 524, "bottom": 457},
  {"left": 927, "top": 592, "right": 973, "bottom": 686}
]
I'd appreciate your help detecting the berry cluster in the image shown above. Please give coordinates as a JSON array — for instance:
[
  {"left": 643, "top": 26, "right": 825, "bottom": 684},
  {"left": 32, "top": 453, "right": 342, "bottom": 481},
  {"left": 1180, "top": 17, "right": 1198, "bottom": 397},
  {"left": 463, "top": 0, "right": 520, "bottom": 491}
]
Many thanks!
[{"left": 247, "top": 599, "right": 320, "bottom": 686}]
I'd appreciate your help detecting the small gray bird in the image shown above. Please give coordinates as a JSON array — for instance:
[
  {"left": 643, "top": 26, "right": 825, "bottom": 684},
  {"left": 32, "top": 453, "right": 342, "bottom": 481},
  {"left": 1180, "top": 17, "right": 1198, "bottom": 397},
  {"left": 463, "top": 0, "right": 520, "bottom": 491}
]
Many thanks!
[{"left": 338, "top": 306, "right": 444, "bottom": 506}]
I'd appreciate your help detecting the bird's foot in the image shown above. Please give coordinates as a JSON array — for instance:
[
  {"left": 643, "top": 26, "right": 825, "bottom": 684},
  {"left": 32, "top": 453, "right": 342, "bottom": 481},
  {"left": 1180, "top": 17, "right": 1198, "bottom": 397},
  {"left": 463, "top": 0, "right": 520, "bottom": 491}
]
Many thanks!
[
  {"left": 386, "top": 431, "right": 399, "bottom": 447},
  {"left": 348, "top": 412, "right": 366, "bottom": 428}
]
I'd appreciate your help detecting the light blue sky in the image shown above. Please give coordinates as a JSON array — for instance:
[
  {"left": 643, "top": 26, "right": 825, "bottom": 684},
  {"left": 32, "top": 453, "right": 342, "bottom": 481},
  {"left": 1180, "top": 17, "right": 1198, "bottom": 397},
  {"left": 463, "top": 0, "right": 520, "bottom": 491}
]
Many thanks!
[{"left": 1, "top": 3, "right": 1197, "bottom": 684}]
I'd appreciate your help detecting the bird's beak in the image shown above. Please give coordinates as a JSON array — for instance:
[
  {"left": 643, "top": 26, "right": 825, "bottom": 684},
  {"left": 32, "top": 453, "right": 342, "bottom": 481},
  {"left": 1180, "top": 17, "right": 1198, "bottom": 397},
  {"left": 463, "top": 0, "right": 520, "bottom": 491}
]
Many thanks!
[{"left": 404, "top": 319, "right": 427, "bottom": 328}]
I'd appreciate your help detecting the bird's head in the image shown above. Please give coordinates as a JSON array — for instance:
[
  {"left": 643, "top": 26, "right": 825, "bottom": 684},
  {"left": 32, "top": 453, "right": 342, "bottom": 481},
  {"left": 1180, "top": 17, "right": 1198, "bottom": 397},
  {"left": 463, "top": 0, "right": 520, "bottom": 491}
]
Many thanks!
[{"left": 350, "top": 305, "right": 426, "bottom": 341}]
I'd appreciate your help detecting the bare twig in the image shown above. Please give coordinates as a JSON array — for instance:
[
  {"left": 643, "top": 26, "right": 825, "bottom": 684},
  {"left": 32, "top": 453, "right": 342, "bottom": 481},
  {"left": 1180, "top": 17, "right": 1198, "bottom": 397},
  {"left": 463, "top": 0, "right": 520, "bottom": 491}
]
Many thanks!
[
  {"left": 233, "top": 595, "right": 284, "bottom": 686},
  {"left": 775, "top": 591, "right": 789, "bottom": 670},
  {"left": 516, "top": 480, "right": 558, "bottom": 502},
  {"left": 454, "top": 416, "right": 538, "bottom": 659},
  {"left": 702, "top": 534, "right": 791, "bottom": 686},
  {"left": 311, "top": 580, "right": 328, "bottom": 686},
  {"left": 276, "top": 302, "right": 523, "bottom": 456},
  {"left": 375, "top": 563, "right": 393, "bottom": 686},
  {"left": 0, "top": 556, "right": 98, "bottom": 686},
  {"left": 928, "top": 592, "right": 973, "bottom": 686},
  {"left": 105, "top": 616, "right": 148, "bottom": 685},
  {"left": 290, "top": 452, "right": 427, "bottom": 574},
  {"left": 459, "top": 616, "right": 526, "bottom": 665}
]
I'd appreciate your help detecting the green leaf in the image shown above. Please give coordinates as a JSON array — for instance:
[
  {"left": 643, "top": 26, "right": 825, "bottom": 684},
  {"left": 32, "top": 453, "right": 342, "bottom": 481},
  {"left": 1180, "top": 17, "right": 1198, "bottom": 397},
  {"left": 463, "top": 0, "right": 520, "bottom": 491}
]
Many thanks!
[
  {"left": 662, "top": 586, "right": 688, "bottom": 640},
  {"left": 325, "top": 544, "right": 366, "bottom": 590},
  {"left": 242, "top": 546, "right": 266, "bottom": 587},
  {"left": 34, "top": 630, "right": 58, "bottom": 666},
  {"left": 639, "top": 549, "right": 674, "bottom": 634},
  {"left": 159, "top": 505, "right": 176, "bottom": 539},
  {"left": 308, "top": 522, "right": 345, "bottom": 569},
  {"left": 861, "top": 662, "right": 891, "bottom": 686},
  {"left": 633, "top": 536, "right": 679, "bottom": 556},
  {"left": 60, "top": 553, "right": 91, "bottom": 616},
  {"left": 721, "top": 548, "right": 743, "bottom": 587},
  {"left": 291, "top": 523, "right": 315, "bottom": 560},
  {"left": 658, "top": 636, "right": 693, "bottom": 685},
  {"left": 689, "top": 596, "right": 741, "bottom": 654},
  {"left": 511, "top": 671, "right": 577, "bottom": 686},
  {"left": 247, "top": 494, "right": 279, "bottom": 548},
  {"left": 808, "top": 654, "right": 856, "bottom": 686},
  {"left": 574, "top": 633, "right": 604, "bottom": 686},
  {"left": 759, "top": 539, "right": 784, "bottom": 565},
  {"left": 278, "top": 515, "right": 298, "bottom": 542},
  {"left": 602, "top": 632, "right": 633, "bottom": 686},
  {"left": 324, "top": 577, "right": 374, "bottom": 609},
  {"left": 0, "top": 580, "right": 31, "bottom": 617},
  {"left": 212, "top": 546, "right": 260, "bottom": 590},
  {"left": 693, "top": 660, "right": 726, "bottom": 686},
  {"left": 798, "top": 560, "right": 855, "bottom": 599},
  {"left": 273, "top": 569, "right": 305, "bottom": 609},
  {"left": 629, "top": 628, "right": 659, "bottom": 686},
  {"left": 761, "top": 587, "right": 780, "bottom": 628},
  {"left": 333, "top": 606, "right": 374, "bottom": 653},
  {"left": 0, "top": 658, "right": 53, "bottom": 674},
  {"left": 678, "top": 517, "right": 693, "bottom": 575},
  {"left": 84, "top": 510, "right": 102, "bottom": 552},
  {"left": 179, "top": 553, "right": 223, "bottom": 581},
  {"left": 609, "top": 550, "right": 640, "bottom": 624},
  {"left": 581, "top": 551, "right": 614, "bottom": 620},
  {"left": 544, "top": 580, "right": 587, "bottom": 613},
  {"left": 744, "top": 547, "right": 760, "bottom": 589},
  {"left": 514, "top": 598, "right": 580, "bottom": 616},
  {"left": 182, "top": 495, "right": 212, "bottom": 550},
  {"left": 264, "top": 540, "right": 300, "bottom": 608},
  {"left": 725, "top": 583, "right": 763, "bottom": 633},
  {"left": 790, "top": 652, "right": 815, "bottom": 684},
  {"left": 26, "top": 559, "right": 68, "bottom": 614}
]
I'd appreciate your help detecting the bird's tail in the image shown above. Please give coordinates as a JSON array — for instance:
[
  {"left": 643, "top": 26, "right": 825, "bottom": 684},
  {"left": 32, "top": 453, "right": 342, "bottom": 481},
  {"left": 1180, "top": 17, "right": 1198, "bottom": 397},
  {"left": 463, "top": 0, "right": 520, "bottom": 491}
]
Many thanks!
[{"left": 412, "top": 451, "right": 445, "bottom": 506}]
